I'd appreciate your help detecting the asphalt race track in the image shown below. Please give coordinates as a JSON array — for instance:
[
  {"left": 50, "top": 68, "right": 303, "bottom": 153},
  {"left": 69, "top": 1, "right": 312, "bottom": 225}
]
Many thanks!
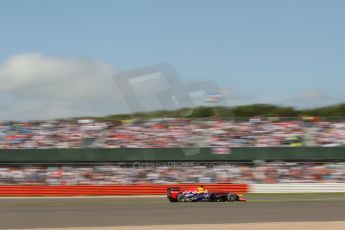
[{"left": 1, "top": 194, "right": 345, "bottom": 229}]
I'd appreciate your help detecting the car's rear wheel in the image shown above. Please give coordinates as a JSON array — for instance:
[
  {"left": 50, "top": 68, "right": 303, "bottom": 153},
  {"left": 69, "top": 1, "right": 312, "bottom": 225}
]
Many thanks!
[
  {"left": 227, "top": 193, "right": 237, "bottom": 202},
  {"left": 177, "top": 194, "right": 186, "bottom": 202},
  {"left": 168, "top": 197, "right": 177, "bottom": 202}
]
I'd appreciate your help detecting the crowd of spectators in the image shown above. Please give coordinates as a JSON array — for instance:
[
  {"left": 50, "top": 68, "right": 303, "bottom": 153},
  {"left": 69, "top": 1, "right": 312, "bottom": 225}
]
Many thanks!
[
  {"left": 0, "top": 163, "right": 344, "bottom": 185},
  {"left": 314, "top": 121, "right": 345, "bottom": 147},
  {"left": 2, "top": 117, "right": 343, "bottom": 149}
]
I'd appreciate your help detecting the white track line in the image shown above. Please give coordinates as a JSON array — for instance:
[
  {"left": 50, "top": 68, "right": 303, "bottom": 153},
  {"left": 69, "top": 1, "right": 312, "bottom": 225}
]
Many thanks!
[{"left": 5, "top": 222, "right": 345, "bottom": 230}]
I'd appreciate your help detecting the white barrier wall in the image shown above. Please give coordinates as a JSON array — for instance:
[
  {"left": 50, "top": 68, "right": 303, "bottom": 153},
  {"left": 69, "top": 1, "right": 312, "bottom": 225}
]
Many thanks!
[{"left": 251, "top": 183, "right": 345, "bottom": 193}]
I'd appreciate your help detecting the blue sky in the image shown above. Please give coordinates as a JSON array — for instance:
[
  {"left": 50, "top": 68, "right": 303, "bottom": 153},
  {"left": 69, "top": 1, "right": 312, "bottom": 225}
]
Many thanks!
[{"left": 0, "top": 0, "right": 345, "bottom": 119}]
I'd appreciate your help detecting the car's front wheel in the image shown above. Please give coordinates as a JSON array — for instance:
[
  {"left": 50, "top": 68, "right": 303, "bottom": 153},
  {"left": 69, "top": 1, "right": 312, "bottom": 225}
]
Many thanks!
[{"left": 227, "top": 193, "right": 237, "bottom": 202}]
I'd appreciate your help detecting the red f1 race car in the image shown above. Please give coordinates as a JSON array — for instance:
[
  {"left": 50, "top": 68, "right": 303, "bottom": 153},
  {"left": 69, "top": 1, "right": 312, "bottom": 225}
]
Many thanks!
[{"left": 167, "top": 186, "right": 247, "bottom": 202}]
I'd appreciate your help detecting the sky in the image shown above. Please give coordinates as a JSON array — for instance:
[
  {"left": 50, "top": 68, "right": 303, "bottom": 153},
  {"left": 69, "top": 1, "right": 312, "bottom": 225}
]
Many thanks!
[{"left": 0, "top": 0, "right": 345, "bottom": 120}]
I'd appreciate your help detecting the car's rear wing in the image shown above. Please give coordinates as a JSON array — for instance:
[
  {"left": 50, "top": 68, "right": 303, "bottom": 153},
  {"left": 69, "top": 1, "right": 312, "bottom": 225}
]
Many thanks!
[{"left": 167, "top": 187, "right": 181, "bottom": 193}]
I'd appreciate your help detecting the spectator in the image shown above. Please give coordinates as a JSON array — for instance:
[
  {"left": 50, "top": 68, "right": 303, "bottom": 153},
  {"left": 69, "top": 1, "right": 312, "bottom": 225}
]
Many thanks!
[{"left": 0, "top": 163, "right": 344, "bottom": 185}]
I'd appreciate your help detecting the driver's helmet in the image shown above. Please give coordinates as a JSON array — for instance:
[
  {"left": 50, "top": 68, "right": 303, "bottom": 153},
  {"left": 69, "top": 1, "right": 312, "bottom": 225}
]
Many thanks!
[{"left": 197, "top": 185, "right": 206, "bottom": 193}]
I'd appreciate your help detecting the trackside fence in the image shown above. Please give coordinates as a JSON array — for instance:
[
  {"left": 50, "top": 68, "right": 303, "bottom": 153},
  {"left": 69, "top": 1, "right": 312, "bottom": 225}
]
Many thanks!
[
  {"left": 250, "top": 183, "right": 345, "bottom": 193},
  {"left": 0, "top": 184, "right": 248, "bottom": 196},
  {"left": 1, "top": 183, "right": 345, "bottom": 196}
]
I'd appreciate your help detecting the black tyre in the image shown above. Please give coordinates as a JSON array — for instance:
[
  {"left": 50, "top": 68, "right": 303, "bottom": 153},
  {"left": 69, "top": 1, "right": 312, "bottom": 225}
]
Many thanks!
[
  {"left": 177, "top": 194, "right": 186, "bottom": 202},
  {"left": 168, "top": 197, "right": 177, "bottom": 202},
  {"left": 227, "top": 193, "right": 237, "bottom": 202}
]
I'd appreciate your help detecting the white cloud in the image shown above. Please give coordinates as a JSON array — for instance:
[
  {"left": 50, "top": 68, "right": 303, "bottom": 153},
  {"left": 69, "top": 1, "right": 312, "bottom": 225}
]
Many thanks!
[
  {"left": 276, "top": 89, "right": 340, "bottom": 108},
  {"left": 1, "top": 54, "right": 343, "bottom": 121},
  {"left": 0, "top": 54, "right": 125, "bottom": 120},
  {"left": 296, "top": 89, "right": 329, "bottom": 102}
]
